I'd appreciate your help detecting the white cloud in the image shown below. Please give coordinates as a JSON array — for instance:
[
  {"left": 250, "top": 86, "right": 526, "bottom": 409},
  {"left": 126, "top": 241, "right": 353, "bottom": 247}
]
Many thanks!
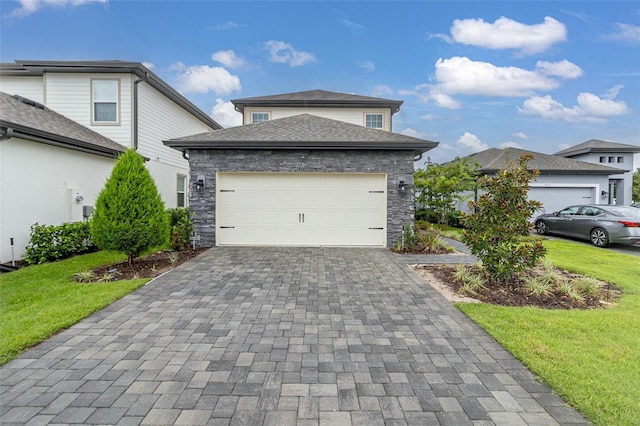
[
  {"left": 7, "top": 0, "right": 107, "bottom": 18},
  {"left": 356, "top": 60, "right": 375, "bottom": 72},
  {"left": 603, "top": 84, "right": 624, "bottom": 100},
  {"left": 420, "top": 114, "right": 437, "bottom": 121},
  {"left": 512, "top": 132, "right": 528, "bottom": 139},
  {"left": 606, "top": 23, "right": 640, "bottom": 42},
  {"left": 536, "top": 60, "right": 583, "bottom": 79},
  {"left": 500, "top": 141, "right": 523, "bottom": 149},
  {"left": 450, "top": 16, "right": 567, "bottom": 55},
  {"left": 371, "top": 84, "right": 393, "bottom": 97},
  {"left": 265, "top": 40, "right": 316, "bottom": 67},
  {"left": 400, "top": 128, "right": 424, "bottom": 138},
  {"left": 210, "top": 98, "right": 242, "bottom": 128},
  {"left": 457, "top": 132, "right": 488, "bottom": 153},
  {"left": 424, "top": 90, "right": 461, "bottom": 109},
  {"left": 173, "top": 64, "right": 241, "bottom": 95},
  {"left": 141, "top": 62, "right": 155, "bottom": 71},
  {"left": 433, "top": 57, "right": 563, "bottom": 97},
  {"left": 338, "top": 18, "right": 365, "bottom": 32},
  {"left": 211, "top": 50, "right": 248, "bottom": 70},
  {"left": 426, "top": 33, "right": 454, "bottom": 44},
  {"left": 209, "top": 21, "right": 240, "bottom": 31},
  {"left": 518, "top": 91, "right": 630, "bottom": 123}
]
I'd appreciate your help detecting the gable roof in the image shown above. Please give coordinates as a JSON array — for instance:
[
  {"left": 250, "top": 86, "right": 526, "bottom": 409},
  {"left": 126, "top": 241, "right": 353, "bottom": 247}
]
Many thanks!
[
  {"left": 0, "top": 60, "right": 222, "bottom": 130},
  {"left": 462, "top": 147, "right": 626, "bottom": 175},
  {"left": 164, "top": 113, "right": 437, "bottom": 155},
  {"left": 554, "top": 139, "right": 640, "bottom": 156},
  {"left": 232, "top": 89, "right": 403, "bottom": 114},
  {"left": 0, "top": 91, "right": 126, "bottom": 157}
]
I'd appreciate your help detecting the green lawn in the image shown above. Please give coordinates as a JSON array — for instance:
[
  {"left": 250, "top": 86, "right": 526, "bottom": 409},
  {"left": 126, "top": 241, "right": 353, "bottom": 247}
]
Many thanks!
[
  {"left": 0, "top": 251, "right": 148, "bottom": 366},
  {"left": 457, "top": 240, "right": 640, "bottom": 426}
]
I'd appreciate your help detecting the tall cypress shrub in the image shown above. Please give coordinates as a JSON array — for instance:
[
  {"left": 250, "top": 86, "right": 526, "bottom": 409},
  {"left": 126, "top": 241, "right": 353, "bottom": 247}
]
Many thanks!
[{"left": 91, "top": 149, "right": 169, "bottom": 264}]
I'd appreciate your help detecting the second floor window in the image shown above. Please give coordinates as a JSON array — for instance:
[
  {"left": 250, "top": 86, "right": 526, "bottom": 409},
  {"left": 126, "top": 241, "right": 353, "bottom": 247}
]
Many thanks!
[
  {"left": 251, "top": 112, "right": 270, "bottom": 123},
  {"left": 365, "top": 113, "right": 383, "bottom": 129},
  {"left": 92, "top": 80, "right": 119, "bottom": 123}
]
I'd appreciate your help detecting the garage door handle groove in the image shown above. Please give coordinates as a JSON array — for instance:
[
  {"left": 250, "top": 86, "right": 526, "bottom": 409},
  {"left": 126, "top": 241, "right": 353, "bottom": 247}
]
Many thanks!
[
  {"left": 369, "top": 190, "right": 384, "bottom": 193},
  {"left": 220, "top": 226, "right": 235, "bottom": 229},
  {"left": 220, "top": 189, "right": 235, "bottom": 192},
  {"left": 369, "top": 227, "right": 384, "bottom": 230}
]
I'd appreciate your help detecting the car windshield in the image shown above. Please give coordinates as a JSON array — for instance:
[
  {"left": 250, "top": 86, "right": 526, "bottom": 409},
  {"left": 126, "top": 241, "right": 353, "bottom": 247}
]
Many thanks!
[{"left": 606, "top": 206, "right": 640, "bottom": 218}]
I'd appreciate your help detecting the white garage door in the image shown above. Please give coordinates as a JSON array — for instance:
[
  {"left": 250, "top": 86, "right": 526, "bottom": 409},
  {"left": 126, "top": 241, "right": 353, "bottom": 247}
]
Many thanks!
[
  {"left": 529, "top": 186, "right": 595, "bottom": 215},
  {"left": 216, "top": 173, "right": 387, "bottom": 246}
]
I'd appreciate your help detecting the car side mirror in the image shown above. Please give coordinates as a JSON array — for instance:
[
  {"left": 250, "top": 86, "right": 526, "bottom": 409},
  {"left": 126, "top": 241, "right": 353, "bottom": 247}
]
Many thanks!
[{"left": 553, "top": 211, "right": 559, "bottom": 216}]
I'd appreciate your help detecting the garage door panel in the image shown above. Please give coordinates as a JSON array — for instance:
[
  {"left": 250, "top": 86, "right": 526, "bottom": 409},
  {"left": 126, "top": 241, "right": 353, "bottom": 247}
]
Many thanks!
[
  {"left": 529, "top": 187, "right": 594, "bottom": 215},
  {"left": 217, "top": 173, "right": 386, "bottom": 246}
]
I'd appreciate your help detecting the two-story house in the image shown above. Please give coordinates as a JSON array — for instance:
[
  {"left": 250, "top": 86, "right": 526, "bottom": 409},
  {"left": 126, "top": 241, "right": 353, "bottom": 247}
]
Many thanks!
[
  {"left": 164, "top": 89, "right": 438, "bottom": 248},
  {"left": 0, "top": 60, "right": 221, "bottom": 263},
  {"left": 555, "top": 139, "right": 640, "bottom": 205}
]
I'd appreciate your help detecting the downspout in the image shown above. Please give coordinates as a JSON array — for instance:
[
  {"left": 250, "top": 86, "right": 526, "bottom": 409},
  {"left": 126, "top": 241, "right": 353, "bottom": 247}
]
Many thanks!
[
  {"left": 133, "top": 73, "right": 149, "bottom": 150},
  {"left": 182, "top": 150, "right": 189, "bottom": 160},
  {"left": 413, "top": 153, "right": 423, "bottom": 162},
  {"left": 0, "top": 127, "right": 14, "bottom": 141}
]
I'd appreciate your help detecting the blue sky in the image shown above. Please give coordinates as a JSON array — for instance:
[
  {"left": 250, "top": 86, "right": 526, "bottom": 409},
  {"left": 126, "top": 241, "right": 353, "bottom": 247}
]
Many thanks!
[{"left": 1, "top": 0, "right": 639, "bottom": 165}]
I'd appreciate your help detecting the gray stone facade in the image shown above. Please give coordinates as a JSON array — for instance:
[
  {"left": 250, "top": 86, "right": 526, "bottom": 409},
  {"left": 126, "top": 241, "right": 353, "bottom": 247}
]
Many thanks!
[{"left": 188, "top": 149, "right": 415, "bottom": 248}]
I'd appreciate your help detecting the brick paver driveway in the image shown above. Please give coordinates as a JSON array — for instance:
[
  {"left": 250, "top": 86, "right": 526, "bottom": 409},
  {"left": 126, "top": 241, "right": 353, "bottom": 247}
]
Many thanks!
[{"left": 1, "top": 248, "right": 588, "bottom": 425}]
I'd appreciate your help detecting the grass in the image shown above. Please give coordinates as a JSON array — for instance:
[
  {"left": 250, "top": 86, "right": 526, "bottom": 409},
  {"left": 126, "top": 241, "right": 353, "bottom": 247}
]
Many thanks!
[
  {"left": 0, "top": 251, "right": 149, "bottom": 366},
  {"left": 456, "top": 240, "right": 640, "bottom": 426}
]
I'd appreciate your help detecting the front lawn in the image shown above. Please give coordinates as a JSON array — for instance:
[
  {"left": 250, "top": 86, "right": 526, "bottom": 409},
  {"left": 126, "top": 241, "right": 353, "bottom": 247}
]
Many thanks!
[
  {"left": 0, "top": 251, "right": 148, "bottom": 366},
  {"left": 457, "top": 240, "right": 640, "bottom": 426}
]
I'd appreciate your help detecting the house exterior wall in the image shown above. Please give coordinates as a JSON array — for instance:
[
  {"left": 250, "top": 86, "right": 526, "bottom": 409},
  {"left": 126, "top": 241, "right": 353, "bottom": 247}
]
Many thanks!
[
  {"left": 0, "top": 76, "right": 44, "bottom": 103},
  {"left": 188, "top": 149, "right": 415, "bottom": 248},
  {"left": 0, "top": 137, "right": 115, "bottom": 263},
  {"left": 243, "top": 106, "right": 393, "bottom": 131},
  {"left": 564, "top": 152, "right": 634, "bottom": 204}
]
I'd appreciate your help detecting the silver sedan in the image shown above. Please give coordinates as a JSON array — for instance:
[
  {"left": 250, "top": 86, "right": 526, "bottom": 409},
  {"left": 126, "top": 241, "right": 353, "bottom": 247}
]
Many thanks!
[{"left": 534, "top": 205, "right": 640, "bottom": 247}]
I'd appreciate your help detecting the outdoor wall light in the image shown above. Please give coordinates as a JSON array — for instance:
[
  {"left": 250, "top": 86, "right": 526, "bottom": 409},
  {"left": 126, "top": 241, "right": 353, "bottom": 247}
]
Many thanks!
[
  {"left": 601, "top": 190, "right": 608, "bottom": 197},
  {"left": 399, "top": 180, "right": 406, "bottom": 193},
  {"left": 195, "top": 175, "right": 205, "bottom": 191}
]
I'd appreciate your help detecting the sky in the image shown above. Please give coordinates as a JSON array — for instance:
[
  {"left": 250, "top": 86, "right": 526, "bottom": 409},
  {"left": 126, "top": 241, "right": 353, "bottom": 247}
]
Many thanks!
[{"left": 1, "top": 0, "right": 639, "bottom": 166}]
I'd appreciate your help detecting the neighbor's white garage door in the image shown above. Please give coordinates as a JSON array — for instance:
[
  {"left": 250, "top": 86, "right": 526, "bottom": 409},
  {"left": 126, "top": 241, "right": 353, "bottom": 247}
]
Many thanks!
[
  {"left": 216, "top": 173, "right": 387, "bottom": 246},
  {"left": 529, "top": 186, "right": 595, "bottom": 215}
]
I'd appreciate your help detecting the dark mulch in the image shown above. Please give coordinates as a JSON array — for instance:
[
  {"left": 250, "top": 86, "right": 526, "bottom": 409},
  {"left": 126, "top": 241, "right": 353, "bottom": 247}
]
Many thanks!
[
  {"left": 426, "top": 264, "right": 620, "bottom": 310},
  {"left": 92, "top": 247, "right": 210, "bottom": 280}
]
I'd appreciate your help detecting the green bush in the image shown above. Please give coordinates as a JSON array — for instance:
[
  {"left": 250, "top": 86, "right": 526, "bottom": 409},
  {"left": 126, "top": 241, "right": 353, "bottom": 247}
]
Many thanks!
[
  {"left": 91, "top": 149, "right": 169, "bottom": 265},
  {"left": 167, "top": 208, "right": 194, "bottom": 251},
  {"left": 25, "top": 221, "right": 93, "bottom": 264}
]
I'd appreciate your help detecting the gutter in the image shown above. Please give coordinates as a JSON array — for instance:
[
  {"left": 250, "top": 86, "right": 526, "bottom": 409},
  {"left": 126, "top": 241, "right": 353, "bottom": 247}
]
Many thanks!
[
  {"left": 0, "top": 126, "right": 14, "bottom": 141},
  {"left": 133, "top": 72, "right": 149, "bottom": 150}
]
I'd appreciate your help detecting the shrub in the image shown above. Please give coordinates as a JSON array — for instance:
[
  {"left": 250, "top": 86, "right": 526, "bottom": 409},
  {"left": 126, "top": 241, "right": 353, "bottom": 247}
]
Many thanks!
[
  {"left": 462, "top": 154, "right": 546, "bottom": 284},
  {"left": 91, "top": 149, "right": 169, "bottom": 265},
  {"left": 167, "top": 208, "right": 194, "bottom": 251},
  {"left": 25, "top": 222, "right": 93, "bottom": 264}
]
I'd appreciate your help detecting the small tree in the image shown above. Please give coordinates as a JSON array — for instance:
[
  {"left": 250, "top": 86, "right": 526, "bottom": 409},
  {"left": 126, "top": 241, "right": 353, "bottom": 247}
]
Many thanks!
[
  {"left": 91, "top": 149, "right": 169, "bottom": 265},
  {"left": 462, "top": 154, "right": 546, "bottom": 284},
  {"left": 414, "top": 158, "right": 479, "bottom": 225}
]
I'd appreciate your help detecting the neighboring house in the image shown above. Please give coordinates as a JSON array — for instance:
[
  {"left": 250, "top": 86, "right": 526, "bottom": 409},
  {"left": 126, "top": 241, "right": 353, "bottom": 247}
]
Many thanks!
[
  {"left": 555, "top": 139, "right": 640, "bottom": 205},
  {"left": 165, "top": 90, "right": 438, "bottom": 248},
  {"left": 460, "top": 147, "right": 626, "bottom": 215},
  {"left": 0, "top": 92, "right": 126, "bottom": 263},
  {"left": 0, "top": 60, "right": 222, "bottom": 211}
]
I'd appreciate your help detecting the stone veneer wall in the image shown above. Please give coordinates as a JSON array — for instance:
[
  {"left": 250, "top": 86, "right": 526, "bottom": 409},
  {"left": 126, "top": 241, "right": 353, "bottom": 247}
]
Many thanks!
[{"left": 188, "top": 149, "right": 415, "bottom": 248}]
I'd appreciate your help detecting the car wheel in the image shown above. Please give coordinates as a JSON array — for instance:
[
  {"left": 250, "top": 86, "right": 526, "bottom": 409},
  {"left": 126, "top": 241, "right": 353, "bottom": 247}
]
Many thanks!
[
  {"left": 590, "top": 228, "right": 610, "bottom": 247},
  {"left": 535, "top": 220, "right": 549, "bottom": 235}
]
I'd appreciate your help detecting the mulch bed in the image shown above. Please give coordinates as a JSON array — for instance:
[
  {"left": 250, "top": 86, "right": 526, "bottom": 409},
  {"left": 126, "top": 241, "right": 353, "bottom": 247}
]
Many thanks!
[
  {"left": 425, "top": 264, "right": 620, "bottom": 310},
  {"left": 92, "top": 247, "right": 210, "bottom": 281}
]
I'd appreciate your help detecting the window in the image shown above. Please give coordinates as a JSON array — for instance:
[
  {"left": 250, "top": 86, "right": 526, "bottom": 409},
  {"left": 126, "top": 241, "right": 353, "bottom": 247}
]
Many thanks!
[
  {"left": 92, "top": 80, "right": 119, "bottom": 123},
  {"left": 617, "top": 156, "right": 624, "bottom": 163},
  {"left": 177, "top": 175, "right": 186, "bottom": 207},
  {"left": 251, "top": 112, "right": 270, "bottom": 123},
  {"left": 599, "top": 156, "right": 606, "bottom": 163},
  {"left": 365, "top": 113, "right": 383, "bottom": 129},
  {"left": 608, "top": 156, "right": 615, "bottom": 163}
]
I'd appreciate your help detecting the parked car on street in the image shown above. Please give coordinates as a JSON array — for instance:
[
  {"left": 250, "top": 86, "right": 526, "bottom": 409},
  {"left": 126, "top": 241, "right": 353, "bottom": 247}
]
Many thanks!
[
  {"left": 534, "top": 205, "right": 640, "bottom": 247},
  {"left": 632, "top": 202, "right": 640, "bottom": 208}
]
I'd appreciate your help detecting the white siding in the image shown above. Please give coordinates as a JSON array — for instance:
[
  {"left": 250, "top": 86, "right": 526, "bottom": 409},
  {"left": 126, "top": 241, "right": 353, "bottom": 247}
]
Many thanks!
[
  {"left": 0, "top": 138, "right": 115, "bottom": 262},
  {"left": 243, "top": 106, "right": 393, "bottom": 130},
  {"left": 137, "top": 82, "right": 215, "bottom": 208},
  {"left": 0, "top": 76, "right": 44, "bottom": 103},
  {"left": 44, "top": 73, "right": 133, "bottom": 147}
]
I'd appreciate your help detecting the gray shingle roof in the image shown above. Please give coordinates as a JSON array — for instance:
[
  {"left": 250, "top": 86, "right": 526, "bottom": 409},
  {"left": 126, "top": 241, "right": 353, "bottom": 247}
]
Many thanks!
[
  {"left": 0, "top": 91, "right": 126, "bottom": 157},
  {"left": 0, "top": 60, "right": 222, "bottom": 130},
  {"left": 232, "top": 89, "right": 403, "bottom": 114},
  {"left": 555, "top": 139, "right": 640, "bottom": 156},
  {"left": 164, "top": 113, "right": 437, "bottom": 155},
  {"left": 462, "top": 147, "right": 626, "bottom": 175}
]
